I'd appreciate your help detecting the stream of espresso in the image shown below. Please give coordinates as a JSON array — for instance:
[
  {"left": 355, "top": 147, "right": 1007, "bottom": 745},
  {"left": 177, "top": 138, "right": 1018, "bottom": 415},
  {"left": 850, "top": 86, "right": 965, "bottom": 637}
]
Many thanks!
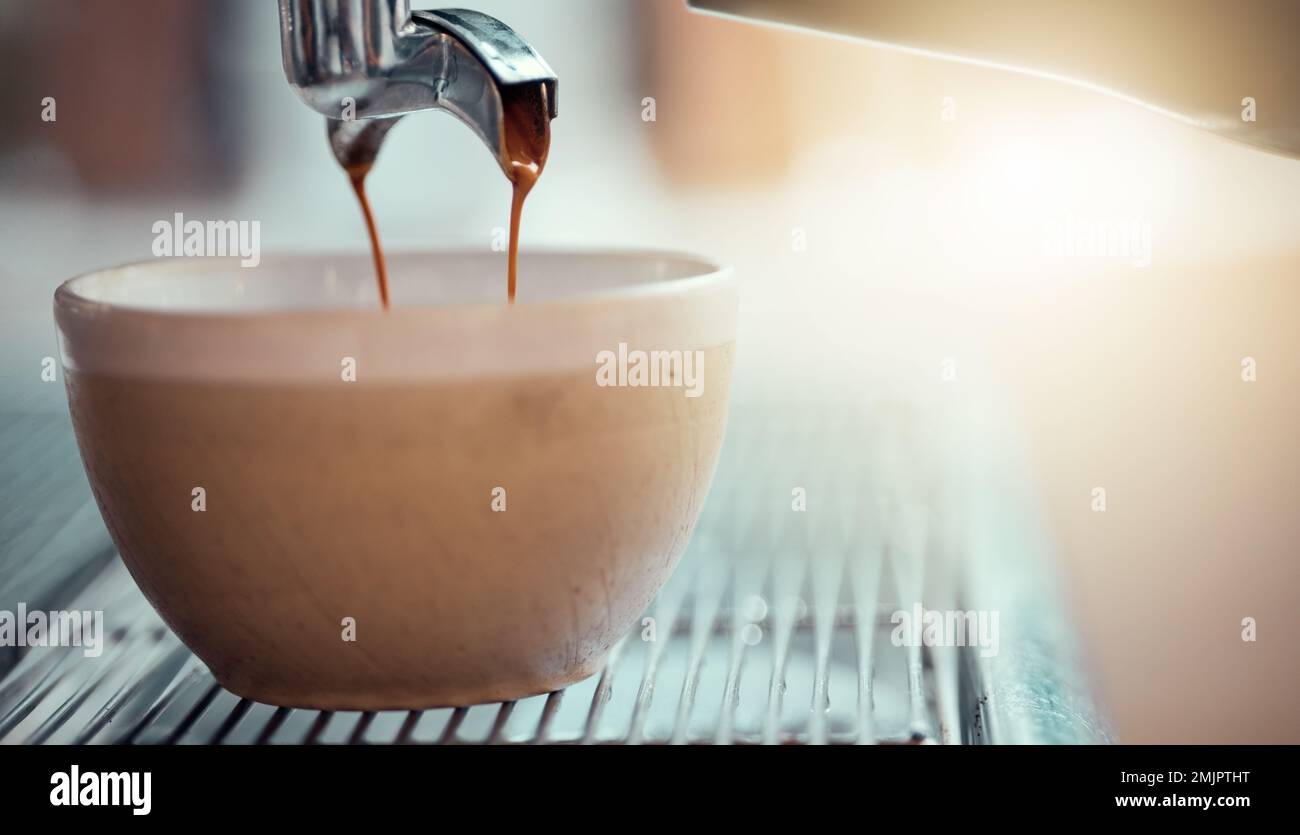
[
  {"left": 346, "top": 162, "right": 390, "bottom": 309},
  {"left": 343, "top": 84, "right": 551, "bottom": 309},
  {"left": 501, "top": 84, "right": 551, "bottom": 303}
]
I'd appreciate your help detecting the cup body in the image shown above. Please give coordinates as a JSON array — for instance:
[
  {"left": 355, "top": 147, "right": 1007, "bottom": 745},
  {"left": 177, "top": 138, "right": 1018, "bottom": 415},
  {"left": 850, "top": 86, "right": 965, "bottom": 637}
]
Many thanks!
[{"left": 55, "top": 251, "right": 736, "bottom": 708}]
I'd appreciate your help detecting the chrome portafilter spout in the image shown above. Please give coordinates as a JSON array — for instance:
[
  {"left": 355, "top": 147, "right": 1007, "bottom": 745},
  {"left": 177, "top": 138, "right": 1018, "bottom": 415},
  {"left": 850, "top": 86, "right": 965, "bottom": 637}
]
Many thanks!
[
  {"left": 279, "top": 2, "right": 558, "bottom": 173},
  {"left": 326, "top": 117, "right": 402, "bottom": 176}
]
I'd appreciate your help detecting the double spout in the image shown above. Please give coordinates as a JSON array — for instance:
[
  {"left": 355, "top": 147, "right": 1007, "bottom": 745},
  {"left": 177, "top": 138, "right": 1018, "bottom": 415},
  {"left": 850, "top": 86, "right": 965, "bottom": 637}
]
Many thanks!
[{"left": 278, "top": 1, "right": 557, "bottom": 174}]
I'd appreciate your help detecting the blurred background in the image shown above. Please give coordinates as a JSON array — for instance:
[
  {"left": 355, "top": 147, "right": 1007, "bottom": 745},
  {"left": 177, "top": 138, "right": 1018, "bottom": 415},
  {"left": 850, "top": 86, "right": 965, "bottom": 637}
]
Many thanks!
[{"left": 1, "top": 0, "right": 1298, "bottom": 742}]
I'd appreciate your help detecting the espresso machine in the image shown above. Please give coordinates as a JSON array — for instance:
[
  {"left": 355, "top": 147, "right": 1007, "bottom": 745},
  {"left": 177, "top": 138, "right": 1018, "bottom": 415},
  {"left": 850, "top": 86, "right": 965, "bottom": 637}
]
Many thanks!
[
  {"left": 690, "top": 0, "right": 1300, "bottom": 159},
  {"left": 0, "top": 1, "right": 1117, "bottom": 747},
  {"left": 36, "top": 0, "right": 1300, "bottom": 748}
]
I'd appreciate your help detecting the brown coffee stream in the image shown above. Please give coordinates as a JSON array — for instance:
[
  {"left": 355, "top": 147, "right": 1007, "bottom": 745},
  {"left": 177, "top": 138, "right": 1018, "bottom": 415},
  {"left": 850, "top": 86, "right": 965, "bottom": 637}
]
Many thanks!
[
  {"left": 344, "top": 84, "right": 550, "bottom": 309},
  {"left": 502, "top": 84, "right": 551, "bottom": 304},
  {"left": 346, "top": 162, "right": 390, "bottom": 310}
]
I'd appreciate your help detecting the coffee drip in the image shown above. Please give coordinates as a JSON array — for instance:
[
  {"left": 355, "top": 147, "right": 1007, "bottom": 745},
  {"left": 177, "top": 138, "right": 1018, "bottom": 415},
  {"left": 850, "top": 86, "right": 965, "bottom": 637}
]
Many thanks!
[
  {"left": 331, "top": 83, "right": 552, "bottom": 310},
  {"left": 502, "top": 83, "right": 552, "bottom": 303},
  {"left": 346, "top": 163, "right": 390, "bottom": 309}
]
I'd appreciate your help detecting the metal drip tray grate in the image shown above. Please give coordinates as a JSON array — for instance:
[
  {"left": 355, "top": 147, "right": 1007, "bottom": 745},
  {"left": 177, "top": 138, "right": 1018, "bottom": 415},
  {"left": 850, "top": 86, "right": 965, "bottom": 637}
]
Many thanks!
[
  {"left": 0, "top": 404, "right": 1110, "bottom": 745},
  {"left": 2, "top": 560, "right": 966, "bottom": 745}
]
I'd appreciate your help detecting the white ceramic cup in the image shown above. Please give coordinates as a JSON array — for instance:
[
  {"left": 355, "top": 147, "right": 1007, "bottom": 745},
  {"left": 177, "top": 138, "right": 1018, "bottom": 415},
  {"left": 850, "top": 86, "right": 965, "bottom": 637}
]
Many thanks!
[{"left": 55, "top": 251, "right": 737, "bottom": 709}]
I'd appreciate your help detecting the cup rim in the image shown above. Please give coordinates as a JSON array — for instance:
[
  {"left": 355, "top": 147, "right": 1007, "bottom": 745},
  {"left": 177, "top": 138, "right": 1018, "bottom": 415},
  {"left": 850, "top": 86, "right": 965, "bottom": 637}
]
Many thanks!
[
  {"left": 53, "top": 247, "right": 734, "bottom": 323},
  {"left": 53, "top": 248, "right": 739, "bottom": 383}
]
